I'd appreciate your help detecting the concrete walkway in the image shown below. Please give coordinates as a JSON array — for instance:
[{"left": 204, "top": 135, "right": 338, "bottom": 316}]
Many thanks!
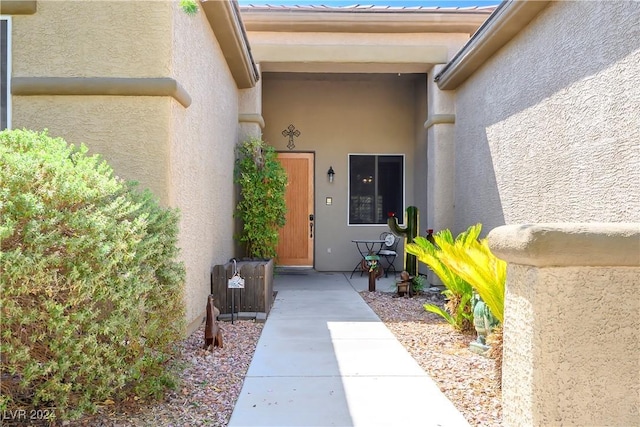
[{"left": 228, "top": 271, "right": 470, "bottom": 427}]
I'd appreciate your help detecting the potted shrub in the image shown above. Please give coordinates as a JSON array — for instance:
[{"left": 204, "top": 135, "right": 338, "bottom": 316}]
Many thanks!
[{"left": 234, "top": 137, "right": 287, "bottom": 260}]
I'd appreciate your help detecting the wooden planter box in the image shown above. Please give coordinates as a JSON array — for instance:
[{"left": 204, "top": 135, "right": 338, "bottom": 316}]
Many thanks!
[{"left": 210, "top": 259, "right": 274, "bottom": 322}]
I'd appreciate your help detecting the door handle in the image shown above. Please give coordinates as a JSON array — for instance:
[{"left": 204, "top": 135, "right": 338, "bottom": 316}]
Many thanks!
[{"left": 309, "top": 214, "right": 314, "bottom": 238}]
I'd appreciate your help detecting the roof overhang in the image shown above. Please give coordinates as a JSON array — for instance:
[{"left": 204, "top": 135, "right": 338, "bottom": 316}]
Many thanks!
[
  {"left": 435, "top": 0, "right": 550, "bottom": 89},
  {"left": 252, "top": 43, "right": 449, "bottom": 74},
  {"left": 201, "top": 0, "right": 259, "bottom": 88},
  {"left": 241, "top": 5, "right": 496, "bottom": 74},
  {"left": 240, "top": 6, "right": 494, "bottom": 34}
]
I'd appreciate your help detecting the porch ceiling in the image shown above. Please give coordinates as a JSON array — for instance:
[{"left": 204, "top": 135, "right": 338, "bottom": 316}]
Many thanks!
[
  {"left": 251, "top": 43, "right": 448, "bottom": 74},
  {"left": 259, "top": 62, "right": 431, "bottom": 74},
  {"left": 240, "top": 5, "right": 494, "bottom": 75}
]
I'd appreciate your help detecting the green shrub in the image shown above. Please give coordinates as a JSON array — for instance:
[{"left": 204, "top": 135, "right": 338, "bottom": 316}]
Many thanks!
[
  {"left": 234, "top": 137, "right": 287, "bottom": 260},
  {"left": 411, "top": 274, "right": 427, "bottom": 294},
  {"left": 179, "top": 0, "right": 198, "bottom": 15},
  {"left": 0, "top": 129, "right": 185, "bottom": 420}
]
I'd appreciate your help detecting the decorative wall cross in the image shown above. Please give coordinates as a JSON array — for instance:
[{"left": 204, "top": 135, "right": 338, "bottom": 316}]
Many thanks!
[{"left": 282, "top": 124, "right": 301, "bottom": 150}]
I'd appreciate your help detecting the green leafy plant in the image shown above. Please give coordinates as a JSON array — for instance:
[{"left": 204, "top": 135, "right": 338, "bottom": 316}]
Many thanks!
[
  {"left": 438, "top": 233, "right": 506, "bottom": 384},
  {"left": 234, "top": 137, "right": 287, "bottom": 260},
  {"left": 438, "top": 237, "right": 506, "bottom": 323},
  {"left": 411, "top": 274, "right": 427, "bottom": 294},
  {"left": 179, "top": 0, "right": 198, "bottom": 15},
  {"left": 406, "top": 225, "right": 483, "bottom": 333},
  {"left": 0, "top": 129, "right": 185, "bottom": 420}
]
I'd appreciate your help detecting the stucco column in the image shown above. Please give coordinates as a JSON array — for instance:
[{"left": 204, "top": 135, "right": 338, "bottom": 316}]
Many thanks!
[
  {"left": 488, "top": 223, "right": 640, "bottom": 427},
  {"left": 238, "top": 64, "right": 264, "bottom": 142},
  {"left": 425, "top": 64, "right": 455, "bottom": 234}
]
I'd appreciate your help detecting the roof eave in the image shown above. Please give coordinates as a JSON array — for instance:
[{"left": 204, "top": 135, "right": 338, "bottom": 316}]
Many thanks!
[
  {"left": 435, "top": 0, "right": 550, "bottom": 90},
  {"left": 201, "top": 0, "right": 259, "bottom": 89},
  {"left": 240, "top": 8, "right": 495, "bottom": 34}
]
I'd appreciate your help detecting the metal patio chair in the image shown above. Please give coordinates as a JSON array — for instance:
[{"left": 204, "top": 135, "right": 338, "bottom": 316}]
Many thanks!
[{"left": 378, "top": 231, "right": 399, "bottom": 277}]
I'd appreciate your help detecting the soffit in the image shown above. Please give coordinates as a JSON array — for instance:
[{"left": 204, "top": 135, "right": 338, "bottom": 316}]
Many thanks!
[
  {"left": 240, "top": 6, "right": 495, "bottom": 34},
  {"left": 251, "top": 43, "right": 448, "bottom": 73},
  {"left": 258, "top": 62, "right": 432, "bottom": 74}
]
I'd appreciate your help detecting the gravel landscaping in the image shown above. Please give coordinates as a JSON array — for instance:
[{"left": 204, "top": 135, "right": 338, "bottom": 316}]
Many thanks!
[
  {"left": 63, "top": 289, "right": 501, "bottom": 427},
  {"left": 66, "top": 321, "right": 264, "bottom": 427},
  {"left": 360, "top": 291, "right": 502, "bottom": 427}
]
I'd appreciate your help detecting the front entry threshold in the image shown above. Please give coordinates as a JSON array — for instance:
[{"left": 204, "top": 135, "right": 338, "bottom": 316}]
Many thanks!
[{"left": 275, "top": 266, "right": 314, "bottom": 275}]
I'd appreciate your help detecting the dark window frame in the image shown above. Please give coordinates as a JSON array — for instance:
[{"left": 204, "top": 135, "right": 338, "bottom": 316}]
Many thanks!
[
  {"left": 1, "top": 16, "right": 10, "bottom": 130},
  {"left": 348, "top": 153, "right": 405, "bottom": 226}
]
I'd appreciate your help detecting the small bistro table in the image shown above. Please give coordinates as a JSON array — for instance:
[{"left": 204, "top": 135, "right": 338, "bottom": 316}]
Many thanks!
[{"left": 349, "top": 239, "right": 386, "bottom": 278}]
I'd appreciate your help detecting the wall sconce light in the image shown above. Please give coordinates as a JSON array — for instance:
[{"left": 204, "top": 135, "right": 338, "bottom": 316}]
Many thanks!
[{"left": 327, "top": 166, "right": 335, "bottom": 183}]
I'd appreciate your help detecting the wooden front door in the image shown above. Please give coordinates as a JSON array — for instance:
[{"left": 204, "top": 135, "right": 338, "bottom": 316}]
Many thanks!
[{"left": 276, "top": 152, "right": 314, "bottom": 266}]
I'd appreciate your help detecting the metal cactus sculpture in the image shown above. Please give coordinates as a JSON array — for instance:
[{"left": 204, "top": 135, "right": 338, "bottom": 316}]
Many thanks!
[{"left": 387, "top": 206, "right": 419, "bottom": 277}]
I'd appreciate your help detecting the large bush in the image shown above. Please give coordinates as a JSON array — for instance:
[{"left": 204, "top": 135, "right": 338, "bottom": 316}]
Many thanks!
[{"left": 0, "top": 129, "right": 185, "bottom": 420}]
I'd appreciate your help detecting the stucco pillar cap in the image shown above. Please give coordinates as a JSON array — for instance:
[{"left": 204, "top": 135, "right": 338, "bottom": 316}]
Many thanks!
[{"left": 488, "top": 223, "right": 640, "bottom": 267}]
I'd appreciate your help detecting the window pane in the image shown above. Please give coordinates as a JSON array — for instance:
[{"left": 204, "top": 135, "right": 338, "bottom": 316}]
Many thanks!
[
  {"left": 349, "top": 154, "right": 403, "bottom": 225},
  {"left": 378, "top": 156, "right": 403, "bottom": 223},
  {"left": 349, "top": 155, "right": 375, "bottom": 224}
]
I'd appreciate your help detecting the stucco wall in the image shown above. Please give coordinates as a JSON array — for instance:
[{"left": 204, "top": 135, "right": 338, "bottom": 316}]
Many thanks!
[
  {"left": 452, "top": 1, "right": 640, "bottom": 233},
  {"left": 169, "top": 5, "right": 240, "bottom": 333},
  {"left": 11, "top": 1, "right": 172, "bottom": 78},
  {"left": 490, "top": 223, "right": 640, "bottom": 426},
  {"left": 10, "top": 1, "right": 173, "bottom": 200},
  {"left": 261, "top": 73, "right": 419, "bottom": 272},
  {"left": 11, "top": 96, "right": 172, "bottom": 201},
  {"left": 413, "top": 76, "right": 428, "bottom": 231},
  {"left": 503, "top": 265, "right": 639, "bottom": 425}
]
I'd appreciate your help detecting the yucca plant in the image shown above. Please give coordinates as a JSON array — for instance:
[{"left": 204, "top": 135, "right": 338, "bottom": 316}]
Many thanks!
[{"left": 406, "top": 225, "right": 483, "bottom": 333}]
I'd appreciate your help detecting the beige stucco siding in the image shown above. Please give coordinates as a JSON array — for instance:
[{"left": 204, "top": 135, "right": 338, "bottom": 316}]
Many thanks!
[
  {"left": 169, "top": 6, "right": 240, "bottom": 332},
  {"left": 9, "top": 0, "right": 175, "bottom": 201},
  {"left": 452, "top": 1, "right": 640, "bottom": 232},
  {"left": 262, "top": 73, "right": 419, "bottom": 272},
  {"left": 11, "top": 1, "right": 172, "bottom": 78},
  {"left": 413, "top": 76, "right": 428, "bottom": 229},
  {"left": 11, "top": 96, "right": 172, "bottom": 202},
  {"left": 503, "top": 264, "right": 639, "bottom": 425}
]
